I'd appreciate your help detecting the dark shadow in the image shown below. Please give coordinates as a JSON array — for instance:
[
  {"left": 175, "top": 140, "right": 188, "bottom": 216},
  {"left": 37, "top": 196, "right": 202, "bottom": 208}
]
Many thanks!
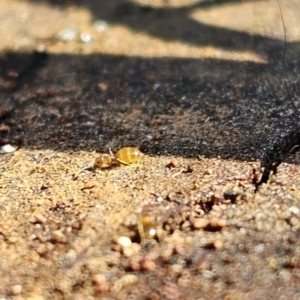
[{"left": 0, "top": 0, "right": 300, "bottom": 166}]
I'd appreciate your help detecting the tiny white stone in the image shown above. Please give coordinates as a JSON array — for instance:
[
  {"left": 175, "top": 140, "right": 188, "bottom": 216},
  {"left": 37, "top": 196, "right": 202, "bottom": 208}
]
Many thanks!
[
  {"left": 157, "top": 196, "right": 164, "bottom": 202},
  {"left": 0, "top": 144, "right": 18, "bottom": 153},
  {"left": 254, "top": 244, "right": 265, "bottom": 254},
  {"left": 146, "top": 134, "right": 153, "bottom": 140},
  {"left": 149, "top": 228, "right": 156, "bottom": 237},
  {"left": 11, "top": 284, "right": 22, "bottom": 295},
  {"left": 289, "top": 206, "right": 300, "bottom": 215},
  {"left": 117, "top": 236, "right": 132, "bottom": 248}
]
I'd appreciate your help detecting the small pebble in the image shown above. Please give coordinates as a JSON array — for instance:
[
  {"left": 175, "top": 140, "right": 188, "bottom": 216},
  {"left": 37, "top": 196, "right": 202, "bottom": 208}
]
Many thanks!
[
  {"left": 161, "top": 247, "right": 173, "bottom": 261},
  {"left": 254, "top": 244, "right": 265, "bottom": 254},
  {"left": 11, "top": 285, "right": 22, "bottom": 295},
  {"left": 197, "top": 261, "right": 211, "bottom": 272},
  {"left": 192, "top": 218, "right": 209, "bottom": 229},
  {"left": 213, "top": 240, "right": 223, "bottom": 249},
  {"left": 289, "top": 206, "right": 300, "bottom": 215},
  {"left": 123, "top": 246, "right": 134, "bottom": 258},
  {"left": 82, "top": 181, "right": 96, "bottom": 190},
  {"left": 129, "top": 258, "right": 141, "bottom": 271},
  {"left": 52, "top": 230, "right": 67, "bottom": 243},
  {"left": 112, "top": 274, "right": 138, "bottom": 293},
  {"left": 209, "top": 217, "right": 227, "bottom": 229},
  {"left": 0, "top": 144, "right": 18, "bottom": 154},
  {"left": 35, "top": 214, "right": 47, "bottom": 224},
  {"left": 64, "top": 249, "right": 77, "bottom": 263},
  {"left": 290, "top": 216, "right": 300, "bottom": 227},
  {"left": 36, "top": 244, "right": 47, "bottom": 255},
  {"left": 8, "top": 71, "right": 19, "bottom": 78},
  {"left": 147, "top": 292, "right": 160, "bottom": 300},
  {"left": 169, "top": 158, "right": 178, "bottom": 168},
  {"left": 157, "top": 196, "right": 164, "bottom": 202},
  {"left": 117, "top": 236, "right": 132, "bottom": 248},
  {"left": 0, "top": 124, "right": 10, "bottom": 132},
  {"left": 8, "top": 236, "right": 18, "bottom": 244},
  {"left": 92, "top": 274, "right": 110, "bottom": 293},
  {"left": 144, "top": 250, "right": 159, "bottom": 261},
  {"left": 111, "top": 244, "right": 122, "bottom": 252},
  {"left": 92, "top": 274, "right": 106, "bottom": 285},
  {"left": 98, "top": 82, "right": 108, "bottom": 91},
  {"left": 141, "top": 259, "right": 156, "bottom": 271},
  {"left": 131, "top": 242, "right": 141, "bottom": 254},
  {"left": 71, "top": 221, "right": 81, "bottom": 230},
  {"left": 174, "top": 245, "right": 185, "bottom": 256},
  {"left": 171, "top": 264, "right": 183, "bottom": 273}
]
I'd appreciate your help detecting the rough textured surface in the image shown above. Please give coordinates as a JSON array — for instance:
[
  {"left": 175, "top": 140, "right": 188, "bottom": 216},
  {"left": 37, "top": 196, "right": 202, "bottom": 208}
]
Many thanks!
[{"left": 1, "top": 0, "right": 300, "bottom": 299}]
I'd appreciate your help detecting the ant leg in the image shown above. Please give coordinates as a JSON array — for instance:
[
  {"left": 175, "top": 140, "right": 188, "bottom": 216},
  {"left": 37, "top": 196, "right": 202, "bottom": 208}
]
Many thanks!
[
  {"left": 109, "top": 147, "right": 115, "bottom": 157},
  {"left": 116, "top": 158, "right": 131, "bottom": 166}
]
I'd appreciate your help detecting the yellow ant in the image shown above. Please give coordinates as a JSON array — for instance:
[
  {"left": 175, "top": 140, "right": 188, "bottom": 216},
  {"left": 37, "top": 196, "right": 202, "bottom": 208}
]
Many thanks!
[
  {"left": 74, "top": 147, "right": 142, "bottom": 179},
  {"left": 94, "top": 147, "right": 142, "bottom": 169}
]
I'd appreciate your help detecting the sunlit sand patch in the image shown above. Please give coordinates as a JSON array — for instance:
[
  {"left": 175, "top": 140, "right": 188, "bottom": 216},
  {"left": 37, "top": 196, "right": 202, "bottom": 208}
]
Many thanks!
[
  {"left": 0, "top": 0, "right": 268, "bottom": 63},
  {"left": 48, "top": 24, "right": 267, "bottom": 63},
  {"left": 132, "top": 0, "right": 200, "bottom": 8},
  {"left": 190, "top": 0, "right": 300, "bottom": 42}
]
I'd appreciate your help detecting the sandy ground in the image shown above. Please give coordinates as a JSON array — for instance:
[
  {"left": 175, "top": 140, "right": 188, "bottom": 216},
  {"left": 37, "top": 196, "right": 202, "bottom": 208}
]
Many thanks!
[{"left": 1, "top": 0, "right": 300, "bottom": 299}]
